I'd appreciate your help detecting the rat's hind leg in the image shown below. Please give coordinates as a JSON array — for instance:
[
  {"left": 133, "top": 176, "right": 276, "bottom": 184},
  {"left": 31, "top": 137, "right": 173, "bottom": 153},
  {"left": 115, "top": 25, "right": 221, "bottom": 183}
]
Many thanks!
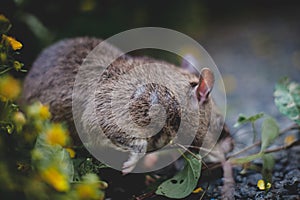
[{"left": 122, "top": 139, "right": 147, "bottom": 174}]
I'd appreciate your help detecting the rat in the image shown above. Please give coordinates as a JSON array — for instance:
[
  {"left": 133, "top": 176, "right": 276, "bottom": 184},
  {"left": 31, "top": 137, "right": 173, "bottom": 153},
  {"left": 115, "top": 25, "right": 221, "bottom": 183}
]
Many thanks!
[{"left": 22, "top": 37, "right": 232, "bottom": 174}]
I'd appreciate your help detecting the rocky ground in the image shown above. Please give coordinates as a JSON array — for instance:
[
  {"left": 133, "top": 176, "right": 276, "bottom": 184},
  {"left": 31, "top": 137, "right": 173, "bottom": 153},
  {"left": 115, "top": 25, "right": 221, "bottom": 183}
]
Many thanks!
[
  {"left": 100, "top": 142, "right": 299, "bottom": 200},
  {"left": 202, "top": 146, "right": 300, "bottom": 199}
]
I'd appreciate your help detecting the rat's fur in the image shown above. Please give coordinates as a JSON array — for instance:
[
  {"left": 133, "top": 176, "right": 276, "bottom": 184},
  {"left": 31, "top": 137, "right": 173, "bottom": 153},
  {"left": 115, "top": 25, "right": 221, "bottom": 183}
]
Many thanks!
[{"left": 23, "top": 37, "right": 228, "bottom": 173}]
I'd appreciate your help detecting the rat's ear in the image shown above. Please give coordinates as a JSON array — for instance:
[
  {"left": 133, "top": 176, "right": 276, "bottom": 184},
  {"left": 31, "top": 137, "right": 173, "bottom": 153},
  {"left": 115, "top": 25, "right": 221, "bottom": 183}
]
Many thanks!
[{"left": 196, "top": 68, "right": 214, "bottom": 105}]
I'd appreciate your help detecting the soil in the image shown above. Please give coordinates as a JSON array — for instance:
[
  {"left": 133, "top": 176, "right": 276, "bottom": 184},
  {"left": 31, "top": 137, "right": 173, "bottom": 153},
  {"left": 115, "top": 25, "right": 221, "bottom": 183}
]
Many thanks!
[{"left": 100, "top": 145, "right": 299, "bottom": 200}]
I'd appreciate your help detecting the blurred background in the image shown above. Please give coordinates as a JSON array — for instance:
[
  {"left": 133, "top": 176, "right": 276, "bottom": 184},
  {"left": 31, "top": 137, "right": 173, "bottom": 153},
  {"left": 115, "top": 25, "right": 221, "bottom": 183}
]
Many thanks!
[
  {"left": 1, "top": 2, "right": 300, "bottom": 199},
  {"left": 2, "top": 0, "right": 300, "bottom": 128}
]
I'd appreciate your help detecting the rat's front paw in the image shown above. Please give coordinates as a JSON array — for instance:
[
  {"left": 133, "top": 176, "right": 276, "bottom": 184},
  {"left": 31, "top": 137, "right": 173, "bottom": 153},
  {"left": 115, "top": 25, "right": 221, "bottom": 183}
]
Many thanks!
[
  {"left": 121, "top": 139, "right": 147, "bottom": 175},
  {"left": 122, "top": 159, "right": 138, "bottom": 175}
]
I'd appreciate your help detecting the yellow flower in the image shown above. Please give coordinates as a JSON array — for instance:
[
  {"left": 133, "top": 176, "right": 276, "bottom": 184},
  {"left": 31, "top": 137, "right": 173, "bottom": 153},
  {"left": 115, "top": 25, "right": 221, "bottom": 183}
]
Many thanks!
[
  {"left": 27, "top": 102, "right": 51, "bottom": 120},
  {"left": 76, "top": 173, "right": 106, "bottom": 200},
  {"left": 41, "top": 166, "right": 69, "bottom": 192},
  {"left": 13, "top": 111, "right": 26, "bottom": 125},
  {"left": 257, "top": 179, "right": 271, "bottom": 190},
  {"left": 284, "top": 135, "right": 296, "bottom": 146},
  {"left": 13, "top": 111, "right": 26, "bottom": 132},
  {"left": 13, "top": 61, "right": 23, "bottom": 71},
  {"left": 39, "top": 104, "right": 51, "bottom": 120},
  {"left": 192, "top": 187, "right": 203, "bottom": 193},
  {"left": 76, "top": 184, "right": 100, "bottom": 199},
  {"left": 0, "top": 75, "right": 21, "bottom": 101},
  {"left": 0, "top": 15, "right": 9, "bottom": 22},
  {"left": 45, "top": 123, "right": 68, "bottom": 146},
  {"left": 65, "top": 148, "right": 76, "bottom": 158},
  {"left": 2, "top": 34, "right": 23, "bottom": 50}
]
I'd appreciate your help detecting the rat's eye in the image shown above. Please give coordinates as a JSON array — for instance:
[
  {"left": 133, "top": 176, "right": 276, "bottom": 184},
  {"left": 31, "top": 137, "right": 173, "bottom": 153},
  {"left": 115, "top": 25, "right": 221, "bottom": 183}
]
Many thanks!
[{"left": 190, "top": 82, "right": 198, "bottom": 87}]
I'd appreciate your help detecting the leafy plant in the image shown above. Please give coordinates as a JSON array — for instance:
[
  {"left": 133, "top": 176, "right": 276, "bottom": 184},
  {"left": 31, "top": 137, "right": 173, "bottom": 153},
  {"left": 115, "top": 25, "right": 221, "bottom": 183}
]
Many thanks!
[
  {"left": 156, "top": 153, "right": 201, "bottom": 199},
  {"left": 260, "top": 117, "right": 279, "bottom": 151},
  {"left": 234, "top": 112, "right": 264, "bottom": 128},
  {"left": 234, "top": 112, "right": 264, "bottom": 142},
  {"left": 0, "top": 15, "right": 106, "bottom": 200},
  {"left": 0, "top": 15, "right": 26, "bottom": 75},
  {"left": 274, "top": 77, "right": 300, "bottom": 125}
]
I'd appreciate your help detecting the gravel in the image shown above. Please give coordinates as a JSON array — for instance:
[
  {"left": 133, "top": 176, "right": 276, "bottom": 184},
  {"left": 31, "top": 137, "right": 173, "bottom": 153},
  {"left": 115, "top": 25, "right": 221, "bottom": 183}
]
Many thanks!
[{"left": 199, "top": 146, "right": 300, "bottom": 200}]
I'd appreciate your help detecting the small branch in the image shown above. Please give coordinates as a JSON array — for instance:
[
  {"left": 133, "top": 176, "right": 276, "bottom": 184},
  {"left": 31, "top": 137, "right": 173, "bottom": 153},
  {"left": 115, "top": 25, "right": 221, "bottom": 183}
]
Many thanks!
[
  {"left": 228, "top": 140, "right": 261, "bottom": 158},
  {"left": 263, "top": 139, "right": 300, "bottom": 154},
  {"left": 199, "top": 188, "right": 207, "bottom": 200},
  {"left": 202, "top": 133, "right": 300, "bottom": 171},
  {"left": 175, "top": 143, "right": 201, "bottom": 161},
  {"left": 228, "top": 123, "right": 299, "bottom": 158},
  {"left": 202, "top": 162, "right": 222, "bottom": 171},
  {"left": 230, "top": 139, "right": 300, "bottom": 165},
  {"left": 279, "top": 123, "right": 300, "bottom": 133},
  {"left": 175, "top": 143, "right": 210, "bottom": 169},
  {"left": 134, "top": 191, "right": 156, "bottom": 200},
  {"left": 185, "top": 145, "right": 225, "bottom": 161}
]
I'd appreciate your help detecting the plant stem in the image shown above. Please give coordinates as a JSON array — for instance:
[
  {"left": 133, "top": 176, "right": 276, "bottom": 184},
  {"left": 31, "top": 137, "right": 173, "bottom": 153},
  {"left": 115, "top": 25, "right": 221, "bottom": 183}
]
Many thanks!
[
  {"left": 0, "top": 67, "right": 11, "bottom": 75},
  {"left": 252, "top": 122, "right": 257, "bottom": 143},
  {"left": 230, "top": 152, "right": 263, "bottom": 165},
  {"left": 228, "top": 123, "right": 299, "bottom": 158}
]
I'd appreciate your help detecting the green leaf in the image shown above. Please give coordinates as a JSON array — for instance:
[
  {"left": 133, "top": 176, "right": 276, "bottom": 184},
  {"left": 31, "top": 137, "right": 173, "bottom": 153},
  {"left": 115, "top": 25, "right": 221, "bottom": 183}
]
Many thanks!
[
  {"left": 233, "top": 113, "right": 264, "bottom": 128},
  {"left": 261, "top": 117, "right": 279, "bottom": 151},
  {"left": 33, "top": 134, "right": 74, "bottom": 181},
  {"left": 274, "top": 77, "right": 300, "bottom": 125},
  {"left": 155, "top": 154, "right": 201, "bottom": 199},
  {"left": 262, "top": 154, "right": 275, "bottom": 185}
]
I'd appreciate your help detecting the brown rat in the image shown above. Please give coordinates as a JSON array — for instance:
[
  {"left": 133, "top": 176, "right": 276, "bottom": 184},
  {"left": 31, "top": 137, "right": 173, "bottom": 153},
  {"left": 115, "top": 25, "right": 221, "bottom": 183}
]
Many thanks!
[{"left": 23, "top": 37, "right": 231, "bottom": 174}]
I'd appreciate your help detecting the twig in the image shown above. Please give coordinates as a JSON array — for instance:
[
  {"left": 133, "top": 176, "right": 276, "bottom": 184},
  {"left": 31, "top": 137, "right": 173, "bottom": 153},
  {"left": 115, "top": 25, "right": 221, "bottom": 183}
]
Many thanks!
[
  {"left": 202, "top": 124, "right": 300, "bottom": 171},
  {"left": 263, "top": 139, "right": 300, "bottom": 154},
  {"left": 175, "top": 143, "right": 210, "bottom": 170},
  {"left": 228, "top": 140, "right": 261, "bottom": 158},
  {"left": 184, "top": 145, "right": 226, "bottom": 161},
  {"left": 228, "top": 123, "right": 299, "bottom": 158},
  {"left": 230, "top": 138, "right": 300, "bottom": 165},
  {"left": 134, "top": 191, "right": 156, "bottom": 200},
  {"left": 175, "top": 143, "right": 201, "bottom": 161},
  {"left": 199, "top": 188, "right": 207, "bottom": 200}
]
